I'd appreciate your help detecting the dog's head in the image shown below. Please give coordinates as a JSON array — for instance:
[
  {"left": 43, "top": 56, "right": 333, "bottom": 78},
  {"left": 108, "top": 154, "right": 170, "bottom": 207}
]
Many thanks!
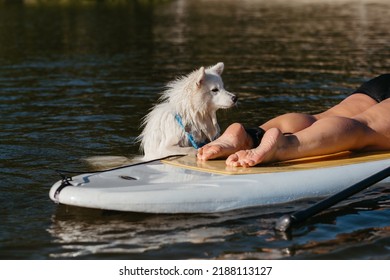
[
  {"left": 192, "top": 62, "right": 237, "bottom": 111},
  {"left": 164, "top": 62, "right": 237, "bottom": 115}
]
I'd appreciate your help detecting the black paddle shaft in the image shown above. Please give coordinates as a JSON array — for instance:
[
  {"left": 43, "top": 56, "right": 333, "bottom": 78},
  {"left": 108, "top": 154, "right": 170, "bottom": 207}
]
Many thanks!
[{"left": 275, "top": 165, "right": 390, "bottom": 232}]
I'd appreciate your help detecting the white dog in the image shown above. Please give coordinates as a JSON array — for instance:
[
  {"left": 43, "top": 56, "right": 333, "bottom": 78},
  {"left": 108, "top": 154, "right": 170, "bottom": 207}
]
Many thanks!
[{"left": 138, "top": 62, "right": 237, "bottom": 160}]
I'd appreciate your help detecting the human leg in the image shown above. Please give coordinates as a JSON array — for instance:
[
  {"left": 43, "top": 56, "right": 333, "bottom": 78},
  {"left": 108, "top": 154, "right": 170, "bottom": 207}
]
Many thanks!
[
  {"left": 315, "top": 93, "right": 377, "bottom": 119},
  {"left": 261, "top": 112, "right": 317, "bottom": 133},
  {"left": 197, "top": 77, "right": 385, "bottom": 162},
  {"left": 197, "top": 113, "right": 319, "bottom": 161},
  {"left": 196, "top": 95, "right": 375, "bottom": 161},
  {"left": 260, "top": 93, "right": 378, "bottom": 132},
  {"left": 226, "top": 111, "right": 390, "bottom": 167}
]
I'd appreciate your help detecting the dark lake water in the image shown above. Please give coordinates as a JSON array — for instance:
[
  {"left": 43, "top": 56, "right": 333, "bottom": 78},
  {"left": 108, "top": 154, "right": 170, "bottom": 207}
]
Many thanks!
[{"left": 1, "top": 0, "right": 390, "bottom": 259}]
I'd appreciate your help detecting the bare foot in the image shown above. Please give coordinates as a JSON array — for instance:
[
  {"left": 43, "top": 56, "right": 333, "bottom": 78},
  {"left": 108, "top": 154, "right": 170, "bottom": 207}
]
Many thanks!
[
  {"left": 226, "top": 128, "right": 284, "bottom": 167},
  {"left": 197, "top": 123, "right": 253, "bottom": 160}
]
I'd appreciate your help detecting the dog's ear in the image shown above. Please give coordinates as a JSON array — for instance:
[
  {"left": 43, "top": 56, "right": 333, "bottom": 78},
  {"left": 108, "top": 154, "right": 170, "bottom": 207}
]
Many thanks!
[
  {"left": 210, "top": 62, "right": 224, "bottom": 75},
  {"left": 196, "top": 66, "right": 206, "bottom": 88}
]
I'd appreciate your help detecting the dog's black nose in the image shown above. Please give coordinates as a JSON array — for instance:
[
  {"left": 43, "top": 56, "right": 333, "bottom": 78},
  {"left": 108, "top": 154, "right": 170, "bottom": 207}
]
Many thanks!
[{"left": 232, "top": 95, "right": 238, "bottom": 103}]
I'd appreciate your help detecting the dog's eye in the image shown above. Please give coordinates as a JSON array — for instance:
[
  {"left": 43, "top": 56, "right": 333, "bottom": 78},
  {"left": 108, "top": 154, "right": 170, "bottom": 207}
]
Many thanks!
[{"left": 211, "top": 88, "right": 219, "bottom": 93}]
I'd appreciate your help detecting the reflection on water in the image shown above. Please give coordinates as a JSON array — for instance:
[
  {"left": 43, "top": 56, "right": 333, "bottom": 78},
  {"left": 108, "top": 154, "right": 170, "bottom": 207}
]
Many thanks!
[
  {"left": 48, "top": 204, "right": 287, "bottom": 259},
  {"left": 1, "top": 0, "right": 390, "bottom": 259}
]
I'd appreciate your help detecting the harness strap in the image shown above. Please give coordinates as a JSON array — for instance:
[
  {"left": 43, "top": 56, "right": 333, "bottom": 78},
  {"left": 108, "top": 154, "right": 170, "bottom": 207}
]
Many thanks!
[{"left": 175, "top": 114, "right": 207, "bottom": 149}]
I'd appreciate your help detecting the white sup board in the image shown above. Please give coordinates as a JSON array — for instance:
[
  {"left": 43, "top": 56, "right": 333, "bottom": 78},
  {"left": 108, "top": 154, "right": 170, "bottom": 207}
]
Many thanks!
[{"left": 49, "top": 151, "right": 390, "bottom": 213}]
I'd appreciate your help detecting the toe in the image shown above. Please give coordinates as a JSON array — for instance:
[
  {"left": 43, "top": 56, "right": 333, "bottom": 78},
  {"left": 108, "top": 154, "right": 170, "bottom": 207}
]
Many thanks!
[{"left": 226, "top": 153, "right": 239, "bottom": 166}]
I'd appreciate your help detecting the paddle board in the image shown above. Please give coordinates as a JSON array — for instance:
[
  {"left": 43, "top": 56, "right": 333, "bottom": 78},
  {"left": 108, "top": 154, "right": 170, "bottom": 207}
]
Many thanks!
[{"left": 49, "top": 151, "right": 390, "bottom": 213}]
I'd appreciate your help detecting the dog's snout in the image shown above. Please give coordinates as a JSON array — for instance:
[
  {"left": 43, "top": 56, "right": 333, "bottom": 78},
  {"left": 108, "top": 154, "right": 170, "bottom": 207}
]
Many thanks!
[{"left": 232, "top": 95, "right": 238, "bottom": 103}]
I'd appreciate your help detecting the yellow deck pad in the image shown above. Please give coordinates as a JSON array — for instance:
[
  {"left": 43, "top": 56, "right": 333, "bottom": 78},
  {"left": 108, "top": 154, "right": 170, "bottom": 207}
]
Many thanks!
[{"left": 162, "top": 151, "right": 390, "bottom": 175}]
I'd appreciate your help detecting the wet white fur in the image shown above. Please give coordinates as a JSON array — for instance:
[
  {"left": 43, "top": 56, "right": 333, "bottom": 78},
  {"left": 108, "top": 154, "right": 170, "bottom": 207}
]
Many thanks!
[{"left": 138, "top": 62, "right": 237, "bottom": 160}]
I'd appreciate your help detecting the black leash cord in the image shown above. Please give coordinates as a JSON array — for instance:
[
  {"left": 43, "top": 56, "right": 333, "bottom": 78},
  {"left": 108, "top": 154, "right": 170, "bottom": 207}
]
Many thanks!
[
  {"left": 53, "top": 154, "right": 187, "bottom": 201},
  {"left": 54, "top": 154, "right": 187, "bottom": 177}
]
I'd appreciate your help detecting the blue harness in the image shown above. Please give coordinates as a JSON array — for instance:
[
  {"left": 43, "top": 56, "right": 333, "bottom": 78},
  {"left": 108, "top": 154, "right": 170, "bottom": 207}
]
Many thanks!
[{"left": 175, "top": 114, "right": 208, "bottom": 149}]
